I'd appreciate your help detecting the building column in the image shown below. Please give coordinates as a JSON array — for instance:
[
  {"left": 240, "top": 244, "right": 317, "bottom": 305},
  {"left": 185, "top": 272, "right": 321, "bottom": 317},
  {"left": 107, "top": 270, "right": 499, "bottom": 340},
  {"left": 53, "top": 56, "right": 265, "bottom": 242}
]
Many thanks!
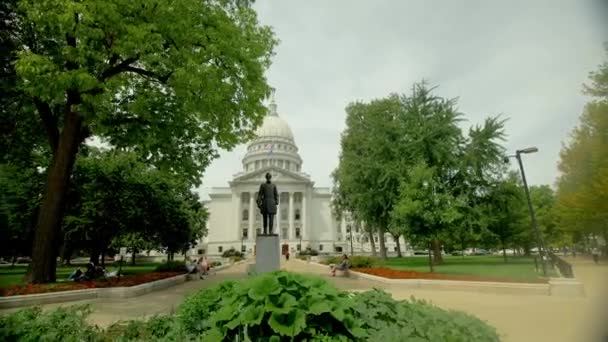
[
  {"left": 234, "top": 192, "right": 241, "bottom": 241},
  {"left": 248, "top": 192, "right": 254, "bottom": 240},
  {"left": 289, "top": 192, "right": 294, "bottom": 240},
  {"left": 276, "top": 193, "right": 281, "bottom": 236},
  {"left": 302, "top": 190, "right": 307, "bottom": 241}
]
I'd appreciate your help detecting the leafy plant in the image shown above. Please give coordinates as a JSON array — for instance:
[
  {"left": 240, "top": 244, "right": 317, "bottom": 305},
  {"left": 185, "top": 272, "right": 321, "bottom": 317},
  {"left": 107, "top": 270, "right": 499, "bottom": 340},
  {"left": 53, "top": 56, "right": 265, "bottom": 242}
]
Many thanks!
[{"left": 177, "top": 271, "right": 366, "bottom": 341}]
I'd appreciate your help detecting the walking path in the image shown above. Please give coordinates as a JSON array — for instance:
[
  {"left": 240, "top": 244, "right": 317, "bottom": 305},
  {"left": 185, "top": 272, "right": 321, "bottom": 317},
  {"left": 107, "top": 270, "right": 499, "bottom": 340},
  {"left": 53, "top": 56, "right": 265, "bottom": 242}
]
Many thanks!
[
  {"left": 0, "top": 261, "right": 250, "bottom": 327},
  {"left": 1, "top": 257, "right": 605, "bottom": 341},
  {"left": 281, "top": 258, "right": 607, "bottom": 342}
]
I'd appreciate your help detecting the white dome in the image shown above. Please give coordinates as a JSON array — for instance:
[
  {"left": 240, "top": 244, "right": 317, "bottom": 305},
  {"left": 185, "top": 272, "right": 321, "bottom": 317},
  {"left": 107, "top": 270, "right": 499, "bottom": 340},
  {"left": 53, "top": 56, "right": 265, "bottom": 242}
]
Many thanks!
[
  {"left": 255, "top": 115, "right": 294, "bottom": 141},
  {"left": 254, "top": 102, "right": 294, "bottom": 141}
]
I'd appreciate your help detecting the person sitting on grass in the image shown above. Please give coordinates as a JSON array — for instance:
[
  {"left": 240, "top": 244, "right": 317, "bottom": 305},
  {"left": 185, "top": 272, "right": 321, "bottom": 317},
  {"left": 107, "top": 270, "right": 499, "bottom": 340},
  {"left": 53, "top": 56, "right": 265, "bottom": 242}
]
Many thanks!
[{"left": 331, "top": 254, "right": 350, "bottom": 276}]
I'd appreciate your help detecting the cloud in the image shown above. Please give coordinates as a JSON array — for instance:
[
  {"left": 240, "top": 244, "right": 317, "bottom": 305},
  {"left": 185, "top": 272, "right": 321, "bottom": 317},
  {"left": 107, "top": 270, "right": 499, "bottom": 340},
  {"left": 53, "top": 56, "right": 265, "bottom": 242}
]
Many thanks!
[{"left": 198, "top": 0, "right": 607, "bottom": 198}]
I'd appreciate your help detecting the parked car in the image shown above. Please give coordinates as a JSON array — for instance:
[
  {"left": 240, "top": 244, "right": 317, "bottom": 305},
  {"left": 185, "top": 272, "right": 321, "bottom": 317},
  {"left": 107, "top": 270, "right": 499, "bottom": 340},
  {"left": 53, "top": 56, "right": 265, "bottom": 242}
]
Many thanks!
[{"left": 473, "top": 249, "right": 490, "bottom": 256}]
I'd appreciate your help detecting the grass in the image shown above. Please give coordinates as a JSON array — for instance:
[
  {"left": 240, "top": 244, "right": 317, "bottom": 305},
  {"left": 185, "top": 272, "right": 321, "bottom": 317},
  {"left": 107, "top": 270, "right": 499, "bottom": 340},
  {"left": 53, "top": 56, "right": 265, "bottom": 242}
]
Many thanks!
[
  {"left": 0, "top": 262, "right": 159, "bottom": 288},
  {"left": 373, "top": 255, "right": 557, "bottom": 282}
]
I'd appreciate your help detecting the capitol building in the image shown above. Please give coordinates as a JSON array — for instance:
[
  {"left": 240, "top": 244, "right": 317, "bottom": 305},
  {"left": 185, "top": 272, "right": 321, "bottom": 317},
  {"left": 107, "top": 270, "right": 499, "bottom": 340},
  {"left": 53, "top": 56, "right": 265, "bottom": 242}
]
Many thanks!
[{"left": 194, "top": 98, "right": 409, "bottom": 257}]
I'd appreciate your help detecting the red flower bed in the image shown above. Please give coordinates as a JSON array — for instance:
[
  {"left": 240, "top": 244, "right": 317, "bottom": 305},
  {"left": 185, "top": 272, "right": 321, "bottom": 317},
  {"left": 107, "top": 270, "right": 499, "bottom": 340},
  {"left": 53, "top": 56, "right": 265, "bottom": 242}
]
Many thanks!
[
  {"left": 354, "top": 267, "right": 548, "bottom": 284},
  {"left": 0, "top": 272, "right": 183, "bottom": 297}
]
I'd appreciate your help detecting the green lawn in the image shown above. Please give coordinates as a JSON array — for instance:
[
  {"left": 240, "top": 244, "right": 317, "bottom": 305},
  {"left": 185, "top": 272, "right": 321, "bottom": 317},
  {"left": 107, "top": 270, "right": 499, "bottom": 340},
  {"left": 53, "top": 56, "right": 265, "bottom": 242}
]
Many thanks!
[
  {"left": 0, "top": 263, "right": 159, "bottom": 288},
  {"left": 373, "top": 255, "right": 556, "bottom": 282}
]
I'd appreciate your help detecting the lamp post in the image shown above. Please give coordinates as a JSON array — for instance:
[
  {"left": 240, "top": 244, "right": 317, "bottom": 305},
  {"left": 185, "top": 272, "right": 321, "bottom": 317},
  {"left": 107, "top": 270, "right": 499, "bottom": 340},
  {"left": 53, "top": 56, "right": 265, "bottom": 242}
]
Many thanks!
[{"left": 504, "top": 147, "right": 548, "bottom": 276}]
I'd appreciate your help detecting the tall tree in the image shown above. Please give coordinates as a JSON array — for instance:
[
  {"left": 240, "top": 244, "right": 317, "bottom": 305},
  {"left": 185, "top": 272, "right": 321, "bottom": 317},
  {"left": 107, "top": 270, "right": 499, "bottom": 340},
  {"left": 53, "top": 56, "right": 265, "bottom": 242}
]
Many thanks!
[
  {"left": 8, "top": 0, "right": 276, "bottom": 283},
  {"left": 556, "top": 46, "right": 608, "bottom": 248}
]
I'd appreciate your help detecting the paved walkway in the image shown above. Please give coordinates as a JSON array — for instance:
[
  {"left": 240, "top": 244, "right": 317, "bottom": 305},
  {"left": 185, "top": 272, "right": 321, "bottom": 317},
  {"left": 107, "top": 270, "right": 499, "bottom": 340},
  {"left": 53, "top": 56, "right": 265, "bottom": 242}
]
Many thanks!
[
  {"left": 281, "top": 258, "right": 607, "bottom": 342},
  {"left": 1, "top": 258, "right": 605, "bottom": 341},
  {"left": 0, "top": 262, "right": 250, "bottom": 327}
]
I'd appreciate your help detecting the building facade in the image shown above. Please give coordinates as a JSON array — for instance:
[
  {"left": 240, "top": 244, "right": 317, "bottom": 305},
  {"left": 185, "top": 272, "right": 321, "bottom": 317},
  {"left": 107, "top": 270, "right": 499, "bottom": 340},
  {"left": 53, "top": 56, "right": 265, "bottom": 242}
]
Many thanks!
[{"left": 194, "top": 98, "right": 409, "bottom": 257}]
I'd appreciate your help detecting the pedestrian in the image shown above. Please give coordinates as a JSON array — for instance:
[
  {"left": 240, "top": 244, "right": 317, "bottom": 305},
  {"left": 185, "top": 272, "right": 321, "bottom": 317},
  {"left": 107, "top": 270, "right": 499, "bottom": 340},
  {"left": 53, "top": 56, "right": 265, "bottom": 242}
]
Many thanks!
[
  {"left": 592, "top": 247, "right": 600, "bottom": 264},
  {"left": 286, "top": 251, "right": 290, "bottom": 261}
]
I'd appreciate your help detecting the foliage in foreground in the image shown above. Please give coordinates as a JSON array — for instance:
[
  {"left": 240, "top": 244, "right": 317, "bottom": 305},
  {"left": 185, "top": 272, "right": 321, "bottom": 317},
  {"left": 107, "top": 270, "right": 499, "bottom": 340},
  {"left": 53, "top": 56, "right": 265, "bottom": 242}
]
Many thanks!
[{"left": 0, "top": 272, "right": 500, "bottom": 342}]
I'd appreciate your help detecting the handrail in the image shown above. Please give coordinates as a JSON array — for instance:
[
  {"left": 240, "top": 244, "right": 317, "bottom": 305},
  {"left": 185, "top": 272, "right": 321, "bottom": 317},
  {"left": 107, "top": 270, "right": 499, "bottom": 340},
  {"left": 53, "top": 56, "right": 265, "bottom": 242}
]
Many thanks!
[{"left": 547, "top": 251, "right": 574, "bottom": 278}]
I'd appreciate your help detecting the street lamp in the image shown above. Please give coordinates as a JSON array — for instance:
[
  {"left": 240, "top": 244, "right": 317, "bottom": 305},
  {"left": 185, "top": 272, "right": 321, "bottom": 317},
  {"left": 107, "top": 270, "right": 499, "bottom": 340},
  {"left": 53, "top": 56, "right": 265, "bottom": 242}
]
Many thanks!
[{"left": 505, "top": 146, "right": 548, "bottom": 276}]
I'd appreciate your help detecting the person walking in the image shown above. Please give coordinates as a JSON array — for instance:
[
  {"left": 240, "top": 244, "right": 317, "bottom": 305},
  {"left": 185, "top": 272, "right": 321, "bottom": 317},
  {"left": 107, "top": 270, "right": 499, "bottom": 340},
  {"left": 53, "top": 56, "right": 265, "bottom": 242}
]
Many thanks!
[
  {"left": 592, "top": 247, "right": 600, "bottom": 264},
  {"left": 257, "top": 172, "right": 279, "bottom": 235}
]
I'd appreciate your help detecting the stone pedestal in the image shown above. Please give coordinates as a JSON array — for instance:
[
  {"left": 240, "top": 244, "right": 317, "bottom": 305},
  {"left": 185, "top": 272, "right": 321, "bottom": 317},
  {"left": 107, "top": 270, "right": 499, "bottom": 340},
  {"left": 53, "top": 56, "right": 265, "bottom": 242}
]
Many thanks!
[{"left": 255, "top": 234, "right": 280, "bottom": 274}]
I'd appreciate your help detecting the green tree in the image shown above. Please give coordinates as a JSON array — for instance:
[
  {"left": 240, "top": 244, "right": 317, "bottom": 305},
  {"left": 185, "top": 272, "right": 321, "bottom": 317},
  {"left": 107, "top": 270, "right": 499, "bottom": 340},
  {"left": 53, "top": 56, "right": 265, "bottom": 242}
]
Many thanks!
[
  {"left": 481, "top": 174, "right": 527, "bottom": 262},
  {"left": 9, "top": 0, "right": 276, "bottom": 283},
  {"left": 556, "top": 46, "right": 608, "bottom": 248}
]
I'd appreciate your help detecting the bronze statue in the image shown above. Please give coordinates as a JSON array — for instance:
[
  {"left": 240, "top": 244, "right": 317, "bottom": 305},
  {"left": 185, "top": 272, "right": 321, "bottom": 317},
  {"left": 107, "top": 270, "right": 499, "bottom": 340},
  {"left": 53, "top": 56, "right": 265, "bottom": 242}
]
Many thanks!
[{"left": 257, "top": 172, "right": 279, "bottom": 234}]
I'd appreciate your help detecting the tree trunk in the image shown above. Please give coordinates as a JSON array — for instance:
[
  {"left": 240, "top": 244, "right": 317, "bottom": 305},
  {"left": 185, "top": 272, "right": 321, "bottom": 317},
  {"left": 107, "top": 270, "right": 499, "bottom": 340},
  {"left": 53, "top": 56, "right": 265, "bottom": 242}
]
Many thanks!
[
  {"left": 100, "top": 251, "right": 106, "bottom": 267},
  {"left": 11, "top": 255, "right": 17, "bottom": 267},
  {"left": 89, "top": 249, "right": 100, "bottom": 265},
  {"left": 431, "top": 239, "right": 443, "bottom": 265},
  {"left": 427, "top": 241, "right": 434, "bottom": 273},
  {"left": 502, "top": 243, "right": 508, "bottom": 263},
  {"left": 378, "top": 226, "right": 387, "bottom": 260},
  {"left": 369, "top": 231, "right": 377, "bottom": 257},
  {"left": 27, "top": 112, "right": 83, "bottom": 283},
  {"left": 394, "top": 235, "right": 402, "bottom": 257},
  {"left": 131, "top": 251, "right": 136, "bottom": 265}
]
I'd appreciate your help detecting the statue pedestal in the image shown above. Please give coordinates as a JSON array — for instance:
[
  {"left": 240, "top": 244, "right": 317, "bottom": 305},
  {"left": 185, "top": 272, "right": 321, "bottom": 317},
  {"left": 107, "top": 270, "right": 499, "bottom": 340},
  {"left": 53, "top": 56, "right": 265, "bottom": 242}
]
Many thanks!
[{"left": 255, "top": 234, "right": 280, "bottom": 274}]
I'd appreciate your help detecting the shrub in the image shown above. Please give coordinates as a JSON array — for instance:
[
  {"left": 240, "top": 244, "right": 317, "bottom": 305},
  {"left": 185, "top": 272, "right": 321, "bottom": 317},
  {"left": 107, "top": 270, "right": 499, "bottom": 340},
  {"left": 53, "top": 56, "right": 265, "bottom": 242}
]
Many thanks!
[
  {"left": 154, "top": 261, "right": 186, "bottom": 273},
  {"left": 176, "top": 271, "right": 366, "bottom": 340},
  {"left": 352, "top": 290, "right": 500, "bottom": 341},
  {"left": 349, "top": 256, "right": 375, "bottom": 268},
  {"left": 0, "top": 305, "right": 101, "bottom": 342},
  {"left": 221, "top": 248, "right": 243, "bottom": 258},
  {"left": 210, "top": 261, "right": 222, "bottom": 268},
  {"left": 230, "top": 255, "right": 243, "bottom": 262},
  {"left": 299, "top": 248, "right": 319, "bottom": 256}
]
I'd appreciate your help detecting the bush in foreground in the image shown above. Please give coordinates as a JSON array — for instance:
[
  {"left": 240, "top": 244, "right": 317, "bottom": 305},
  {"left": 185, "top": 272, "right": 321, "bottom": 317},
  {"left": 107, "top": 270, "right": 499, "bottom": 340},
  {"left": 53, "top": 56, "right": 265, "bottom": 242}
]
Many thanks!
[
  {"left": 0, "top": 272, "right": 500, "bottom": 341},
  {"left": 154, "top": 261, "right": 186, "bottom": 273}
]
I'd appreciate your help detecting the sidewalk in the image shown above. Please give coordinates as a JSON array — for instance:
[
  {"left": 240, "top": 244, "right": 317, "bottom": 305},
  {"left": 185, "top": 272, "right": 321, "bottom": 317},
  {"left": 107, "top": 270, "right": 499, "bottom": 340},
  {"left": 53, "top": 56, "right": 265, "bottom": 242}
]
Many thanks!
[
  {"left": 0, "top": 261, "right": 251, "bottom": 327},
  {"left": 282, "top": 258, "right": 607, "bottom": 342}
]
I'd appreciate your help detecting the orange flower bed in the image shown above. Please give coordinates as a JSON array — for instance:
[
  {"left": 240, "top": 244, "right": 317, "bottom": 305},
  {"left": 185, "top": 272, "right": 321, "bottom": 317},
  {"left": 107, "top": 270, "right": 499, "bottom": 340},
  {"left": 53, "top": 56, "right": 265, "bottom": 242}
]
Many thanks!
[
  {"left": 0, "top": 272, "right": 183, "bottom": 297},
  {"left": 354, "top": 267, "right": 548, "bottom": 284}
]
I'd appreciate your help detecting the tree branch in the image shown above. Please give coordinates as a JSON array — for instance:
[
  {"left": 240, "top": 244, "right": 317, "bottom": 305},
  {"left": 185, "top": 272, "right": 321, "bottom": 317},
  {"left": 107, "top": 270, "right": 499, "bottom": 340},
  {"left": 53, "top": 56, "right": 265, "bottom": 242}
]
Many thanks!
[
  {"left": 33, "top": 98, "right": 59, "bottom": 153},
  {"left": 123, "top": 66, "right": 173, "bottom": 83},
  {"left": 100, "top": 56, "right": 139, "bottom": 80}
]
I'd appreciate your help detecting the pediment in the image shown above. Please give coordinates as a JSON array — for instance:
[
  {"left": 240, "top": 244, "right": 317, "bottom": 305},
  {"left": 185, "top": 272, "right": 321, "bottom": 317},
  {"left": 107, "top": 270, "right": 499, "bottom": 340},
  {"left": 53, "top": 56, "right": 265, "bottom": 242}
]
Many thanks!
[{"left": 231, "top": 167, "right": 312, "bottom": 185}]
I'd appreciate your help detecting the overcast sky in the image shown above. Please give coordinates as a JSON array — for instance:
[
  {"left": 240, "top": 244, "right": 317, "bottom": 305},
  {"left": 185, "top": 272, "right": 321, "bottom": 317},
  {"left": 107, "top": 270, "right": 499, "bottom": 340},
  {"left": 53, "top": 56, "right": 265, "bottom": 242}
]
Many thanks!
[{"left": 198, "top": 0, "right": 607, "bottom": 199}]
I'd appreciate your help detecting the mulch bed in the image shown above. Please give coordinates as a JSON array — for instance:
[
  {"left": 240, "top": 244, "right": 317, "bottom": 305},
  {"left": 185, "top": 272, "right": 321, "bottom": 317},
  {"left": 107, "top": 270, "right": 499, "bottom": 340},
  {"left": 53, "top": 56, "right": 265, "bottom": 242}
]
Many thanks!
[
  {"left": 0, "top": 272, "right": 183, "bottom": 297},
  {"left": 354, "top": 267, "right": 549, "bottom": 284}
]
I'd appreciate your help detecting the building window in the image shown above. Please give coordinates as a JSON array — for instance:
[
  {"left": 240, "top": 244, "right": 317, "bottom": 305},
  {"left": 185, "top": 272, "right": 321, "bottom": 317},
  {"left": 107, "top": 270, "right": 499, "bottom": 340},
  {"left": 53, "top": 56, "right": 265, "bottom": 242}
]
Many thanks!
[
  {"left": 242, "top": 229, "right": 248, "bottom": 239},
  {"left": 282, "top": 228, "right": 288, "bottom": 238},
  {"left": 242, "top": 209, "right": 249, "bottom": 221},
  {"left": 218, "top": 246, "right": 223, "bottom": 253},
  {"left": 255, "top": 160, "right": 260, "bottom": 169},
  {"left": 256, "top": 228, "right": 261, "bottom": 235},
  {"left": 374, "top": 236, "right": 378, "bottom": 243},
  {"left": 241, "top": 245, "right": 246, "bottom": 253},
  {"left": 319, "top": 244, "right": 323, "bottom": 251},
  {"left": 346, "top": 224, "right": 351, "bottom": 233},
  {"left": 355, "top": 225, "right": 359, "bottom": 233},
  {"left": 394, "top": 247, "right": 398, "bottom": 252},
  {"left": 278, "top": 160, "right": 284, "bottom": 168},
  {"left": 295, "top": 209, "right": 301, "bottom": 221},
  {"left": 335, "top": 246, "right": 343, "bottom": 253},
  {"left": 295, "top": 228, "right": 301, "bottom": 238},
  {"left": 197, "top": 249, "right": 204, "bottom": 255},
  {"left": 281, "top": 208, "right": 288, "bottom": 220},
  {"left": 286, "top": 161, "right": 290, "bottom": 170}
]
